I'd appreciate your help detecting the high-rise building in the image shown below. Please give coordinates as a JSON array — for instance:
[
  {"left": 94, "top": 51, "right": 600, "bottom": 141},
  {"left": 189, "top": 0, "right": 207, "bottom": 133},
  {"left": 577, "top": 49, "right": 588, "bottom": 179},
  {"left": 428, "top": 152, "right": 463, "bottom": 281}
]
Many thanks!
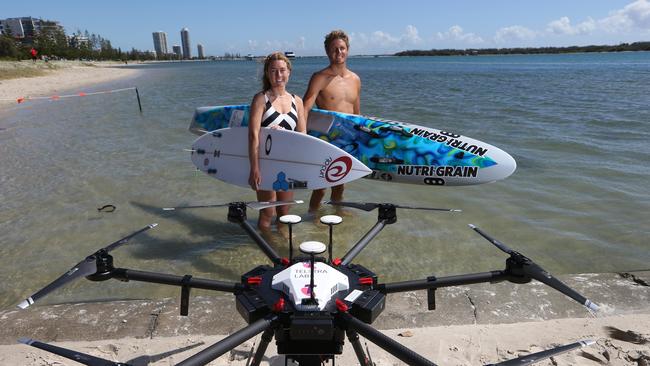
[
  {"left": 172, "top": 45, "right": 182, "bottom": 59},
  {"left": 197, "top": 43, "right": 205, "bottom": 59},
  {"left": 152, "top": 31, "right": 168, "bottom": 57},
  {"left": 0, "top": 17, "right": 63, "bottom": 44},
  {"left": 180, "top": 27, "right": 191, "bottom": 59}
]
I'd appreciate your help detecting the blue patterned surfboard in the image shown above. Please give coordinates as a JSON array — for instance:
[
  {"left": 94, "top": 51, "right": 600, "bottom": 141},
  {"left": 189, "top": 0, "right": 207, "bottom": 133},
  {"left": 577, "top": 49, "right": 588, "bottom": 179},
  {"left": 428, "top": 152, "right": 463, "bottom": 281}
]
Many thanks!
[{"left": 190, "top": 105, "right": 516, "bottom": 186}]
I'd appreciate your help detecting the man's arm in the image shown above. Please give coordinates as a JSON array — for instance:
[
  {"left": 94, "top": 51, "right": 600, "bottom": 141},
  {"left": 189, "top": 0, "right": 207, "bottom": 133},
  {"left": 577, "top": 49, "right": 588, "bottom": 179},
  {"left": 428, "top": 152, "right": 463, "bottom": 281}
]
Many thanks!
[
  {"left": 302, "top": 72, "right": 326, "bottom": 116},
  {"left": 353, "top": 74, "right": 361, "bottom": 115}
]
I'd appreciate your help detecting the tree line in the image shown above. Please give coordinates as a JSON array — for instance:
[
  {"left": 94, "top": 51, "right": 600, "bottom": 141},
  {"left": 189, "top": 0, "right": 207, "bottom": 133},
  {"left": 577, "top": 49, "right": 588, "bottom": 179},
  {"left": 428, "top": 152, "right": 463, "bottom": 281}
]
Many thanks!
[
  {"left": 0, "top": 23, "right": 162, "bottom": 61},
  {"left": 395, "top": 42, "right": 650, "bottom": 57}
]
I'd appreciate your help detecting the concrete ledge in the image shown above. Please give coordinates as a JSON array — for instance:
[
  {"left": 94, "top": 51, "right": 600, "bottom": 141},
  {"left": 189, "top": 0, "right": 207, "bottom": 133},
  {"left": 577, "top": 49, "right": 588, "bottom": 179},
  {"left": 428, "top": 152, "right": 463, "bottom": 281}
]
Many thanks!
[{"left": 1, "top": 271, "right": 648, "bottom": 345}]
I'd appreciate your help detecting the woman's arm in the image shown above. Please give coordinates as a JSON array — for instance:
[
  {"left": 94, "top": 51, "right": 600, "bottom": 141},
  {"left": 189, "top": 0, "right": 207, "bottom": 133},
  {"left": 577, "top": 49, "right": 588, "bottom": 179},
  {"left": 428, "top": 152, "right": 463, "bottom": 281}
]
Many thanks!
[
  {"left": 248, "top": 93, "right": 265, "bottom": 190},
  {"left": 295, "top": 95, "right": 307, "bottom": 133}
]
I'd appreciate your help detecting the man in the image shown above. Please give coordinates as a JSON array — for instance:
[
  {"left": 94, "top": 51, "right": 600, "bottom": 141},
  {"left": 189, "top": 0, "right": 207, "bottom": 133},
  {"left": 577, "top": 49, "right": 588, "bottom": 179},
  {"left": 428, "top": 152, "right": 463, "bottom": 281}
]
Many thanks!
[
  {"left": 30, "top": 48, "right": 38, "bottom": 63},
  {"left": 303, "top": 30, "right": 361, "bottom": 211}
]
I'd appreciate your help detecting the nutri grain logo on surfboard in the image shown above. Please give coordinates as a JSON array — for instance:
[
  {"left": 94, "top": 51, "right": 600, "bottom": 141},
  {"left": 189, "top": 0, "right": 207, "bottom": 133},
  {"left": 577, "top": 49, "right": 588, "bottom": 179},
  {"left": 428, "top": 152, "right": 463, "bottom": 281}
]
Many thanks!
[{"left": 320, "top": 156, "right": 352, "bottom": 183}]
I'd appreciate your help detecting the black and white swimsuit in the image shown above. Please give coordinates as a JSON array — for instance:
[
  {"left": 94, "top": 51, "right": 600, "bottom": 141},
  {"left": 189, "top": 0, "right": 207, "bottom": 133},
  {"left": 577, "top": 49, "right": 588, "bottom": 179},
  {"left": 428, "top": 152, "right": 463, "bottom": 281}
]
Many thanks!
[{"left": 261, "top": 93, "right": 298, "bottom": 131}]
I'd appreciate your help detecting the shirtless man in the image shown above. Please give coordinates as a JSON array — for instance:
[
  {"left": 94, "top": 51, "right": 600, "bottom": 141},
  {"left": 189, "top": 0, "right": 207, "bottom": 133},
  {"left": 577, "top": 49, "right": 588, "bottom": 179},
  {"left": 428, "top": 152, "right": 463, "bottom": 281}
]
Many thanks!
[{"left": 303, "top": 30, "right": 361, "bottom": 211}]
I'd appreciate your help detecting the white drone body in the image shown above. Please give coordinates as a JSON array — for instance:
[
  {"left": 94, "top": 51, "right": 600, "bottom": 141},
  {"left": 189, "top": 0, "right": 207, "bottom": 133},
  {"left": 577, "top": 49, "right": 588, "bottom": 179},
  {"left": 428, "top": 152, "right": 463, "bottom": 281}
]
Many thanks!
[{"left": 272, "top": 261, "right": 349, "bottom": 311}]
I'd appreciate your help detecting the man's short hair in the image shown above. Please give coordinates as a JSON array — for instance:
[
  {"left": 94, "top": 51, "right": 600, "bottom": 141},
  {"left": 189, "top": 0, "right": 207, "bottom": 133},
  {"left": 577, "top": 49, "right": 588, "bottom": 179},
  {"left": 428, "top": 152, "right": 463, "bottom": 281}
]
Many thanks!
[{"left": 324, "top": 30, "right": 350, "bottom": 51}]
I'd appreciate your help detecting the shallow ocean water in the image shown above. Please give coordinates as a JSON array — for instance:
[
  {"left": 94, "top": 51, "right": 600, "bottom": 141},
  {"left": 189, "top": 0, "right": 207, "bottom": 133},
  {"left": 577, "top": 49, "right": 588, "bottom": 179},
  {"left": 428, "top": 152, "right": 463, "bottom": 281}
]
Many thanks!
[{"left": 1, "top": 52, "right": 648, "bottom": 309}]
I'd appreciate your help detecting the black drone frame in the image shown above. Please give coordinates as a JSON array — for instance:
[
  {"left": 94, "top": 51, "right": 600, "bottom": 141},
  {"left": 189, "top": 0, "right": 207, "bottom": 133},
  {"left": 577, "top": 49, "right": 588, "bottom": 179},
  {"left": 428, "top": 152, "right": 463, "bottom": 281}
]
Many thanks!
[{"left": 16, "top": 201, "right": 598, "bottom": 366}]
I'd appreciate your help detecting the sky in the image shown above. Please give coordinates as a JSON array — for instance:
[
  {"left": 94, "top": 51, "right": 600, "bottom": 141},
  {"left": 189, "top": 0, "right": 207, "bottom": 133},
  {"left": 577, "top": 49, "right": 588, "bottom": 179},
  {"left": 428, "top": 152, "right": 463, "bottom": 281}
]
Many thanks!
[{"left": 3, "top": 0, "right": 650, "bottom": 56}]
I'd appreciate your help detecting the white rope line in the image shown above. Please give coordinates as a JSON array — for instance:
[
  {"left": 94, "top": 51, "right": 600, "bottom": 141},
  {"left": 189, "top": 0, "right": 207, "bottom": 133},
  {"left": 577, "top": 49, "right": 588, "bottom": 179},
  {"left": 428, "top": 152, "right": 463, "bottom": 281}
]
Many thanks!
[{"left": 0, "top": 87, "right": 137, "bottom": 103}]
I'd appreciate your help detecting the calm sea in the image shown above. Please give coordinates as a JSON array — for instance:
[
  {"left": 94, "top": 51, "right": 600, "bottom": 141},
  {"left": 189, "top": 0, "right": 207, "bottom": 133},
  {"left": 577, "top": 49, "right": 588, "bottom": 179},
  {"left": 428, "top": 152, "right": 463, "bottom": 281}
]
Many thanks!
[{"left": 1, "top": 52, "right": 649, "bottom": 309}]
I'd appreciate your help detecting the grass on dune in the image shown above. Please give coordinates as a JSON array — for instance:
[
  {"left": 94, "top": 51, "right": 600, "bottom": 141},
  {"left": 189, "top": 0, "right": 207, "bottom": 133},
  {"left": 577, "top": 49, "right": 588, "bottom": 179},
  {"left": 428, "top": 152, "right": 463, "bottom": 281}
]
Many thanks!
[{"left": 0, "top": 61, "right": 62, "bottom": 81}]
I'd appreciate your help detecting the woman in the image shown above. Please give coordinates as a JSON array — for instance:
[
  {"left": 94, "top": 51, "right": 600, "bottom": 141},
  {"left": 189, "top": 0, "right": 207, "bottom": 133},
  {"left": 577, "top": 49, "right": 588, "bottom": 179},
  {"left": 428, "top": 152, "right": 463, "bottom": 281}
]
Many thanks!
[{"left": 248, "top": 52, "right": 306, "bottom": 230}]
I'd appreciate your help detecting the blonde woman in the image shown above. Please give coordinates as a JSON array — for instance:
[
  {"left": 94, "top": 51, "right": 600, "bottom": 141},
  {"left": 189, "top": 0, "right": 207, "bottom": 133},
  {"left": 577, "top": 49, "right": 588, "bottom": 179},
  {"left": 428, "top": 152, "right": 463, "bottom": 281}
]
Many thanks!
[{"left": 248, "top": 52, "right": 306, "bottom": 230}]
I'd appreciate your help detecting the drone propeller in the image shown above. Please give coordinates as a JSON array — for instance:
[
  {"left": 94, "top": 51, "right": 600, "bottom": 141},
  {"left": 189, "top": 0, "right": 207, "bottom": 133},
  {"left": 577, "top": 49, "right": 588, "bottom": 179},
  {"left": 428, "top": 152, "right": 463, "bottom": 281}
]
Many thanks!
[
  {"left": 17, "top": 223, "right": 157, "bottom": 310},
  {"left": 162, "top": 200, "right": 304, "bottom": 211},
  {"left": 18, "top": 338, "right": 131, "bottom": 366},
  {"left": 486, "top": 339, "right": 595, "bottom": 366},
  {"left": 468, "top": 224, "right": 599, "bottom": 312},
  {"left": 325, "top": 200, "right": 461, "bottom": 212}
]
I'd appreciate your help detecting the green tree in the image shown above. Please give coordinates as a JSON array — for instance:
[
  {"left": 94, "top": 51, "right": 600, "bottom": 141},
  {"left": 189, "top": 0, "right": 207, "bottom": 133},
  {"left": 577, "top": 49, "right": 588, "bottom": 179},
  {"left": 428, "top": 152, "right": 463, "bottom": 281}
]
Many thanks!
[{"left": 0, "top": 35, "right": 21, "bottom": 59}]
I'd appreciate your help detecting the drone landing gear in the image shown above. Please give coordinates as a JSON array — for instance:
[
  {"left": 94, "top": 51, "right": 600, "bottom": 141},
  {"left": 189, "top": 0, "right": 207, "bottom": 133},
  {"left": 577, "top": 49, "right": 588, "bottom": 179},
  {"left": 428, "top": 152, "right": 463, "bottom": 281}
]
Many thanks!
[
  {"left": 248, "top": 326, "right": 274, "bottom": 366},
  {"left": 347, "top": 330, "right": 373, "bottom": 366}
]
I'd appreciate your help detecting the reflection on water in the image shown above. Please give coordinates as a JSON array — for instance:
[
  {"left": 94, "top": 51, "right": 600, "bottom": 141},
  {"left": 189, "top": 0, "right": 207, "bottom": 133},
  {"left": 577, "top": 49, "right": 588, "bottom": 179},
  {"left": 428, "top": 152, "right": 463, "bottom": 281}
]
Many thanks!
[{"left": 1, "top": 53, "right": 649, "bottom": 309}]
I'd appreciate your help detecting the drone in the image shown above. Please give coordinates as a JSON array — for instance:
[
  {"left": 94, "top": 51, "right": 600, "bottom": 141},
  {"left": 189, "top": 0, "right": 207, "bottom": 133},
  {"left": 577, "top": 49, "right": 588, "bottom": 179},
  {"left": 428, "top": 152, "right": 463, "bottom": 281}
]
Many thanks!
[{"left": 16, "top": 200, "right": 599, "bottom": 366}]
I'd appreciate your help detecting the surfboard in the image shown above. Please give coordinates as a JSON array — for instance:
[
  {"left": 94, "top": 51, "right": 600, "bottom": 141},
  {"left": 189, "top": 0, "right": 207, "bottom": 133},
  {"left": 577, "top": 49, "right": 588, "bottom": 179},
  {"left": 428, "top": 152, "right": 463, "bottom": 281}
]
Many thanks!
[
  {"left": 191, "top": 127, "right": 372, "bottom": 191},
  {"left": 190, "top": 106, "right": 516, "bottom": 186}
]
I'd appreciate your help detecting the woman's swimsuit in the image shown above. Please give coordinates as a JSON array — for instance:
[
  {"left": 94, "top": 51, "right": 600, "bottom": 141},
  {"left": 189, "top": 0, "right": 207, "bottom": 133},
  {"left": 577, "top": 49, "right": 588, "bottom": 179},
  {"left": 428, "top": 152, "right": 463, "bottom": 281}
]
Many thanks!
[{"left": 261, "top": 93, "right": 298, "bottom": 131}]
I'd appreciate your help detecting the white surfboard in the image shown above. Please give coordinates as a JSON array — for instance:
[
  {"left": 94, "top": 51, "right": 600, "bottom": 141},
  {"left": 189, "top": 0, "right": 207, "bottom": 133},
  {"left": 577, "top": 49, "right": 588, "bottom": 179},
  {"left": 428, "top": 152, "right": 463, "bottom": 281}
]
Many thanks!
[{"left": 191, "top": 128, "right": 372, "bottom": 191}]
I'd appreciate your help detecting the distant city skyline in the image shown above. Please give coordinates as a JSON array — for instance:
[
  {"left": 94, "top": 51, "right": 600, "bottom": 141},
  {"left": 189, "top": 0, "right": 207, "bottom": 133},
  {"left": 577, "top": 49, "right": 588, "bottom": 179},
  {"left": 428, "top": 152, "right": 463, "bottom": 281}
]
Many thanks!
[{"left": 3, "top": 0, "right": 650, "bottom": 56}]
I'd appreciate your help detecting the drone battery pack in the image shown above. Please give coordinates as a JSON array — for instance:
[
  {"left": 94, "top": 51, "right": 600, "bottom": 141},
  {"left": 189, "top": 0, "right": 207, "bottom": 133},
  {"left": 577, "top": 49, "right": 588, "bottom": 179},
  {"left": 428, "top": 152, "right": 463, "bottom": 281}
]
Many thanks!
[
  {"left": 235, "top": 289, "right": 269, "bottom": 323},
  {"left": 351, "top": 290, "right": 385, "bottom": 323}
]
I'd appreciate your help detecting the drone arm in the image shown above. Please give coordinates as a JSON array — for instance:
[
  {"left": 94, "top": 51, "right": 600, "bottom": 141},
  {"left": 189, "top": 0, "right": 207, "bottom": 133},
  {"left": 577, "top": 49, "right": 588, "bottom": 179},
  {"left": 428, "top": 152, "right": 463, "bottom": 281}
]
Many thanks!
[
  {"left": 341, "top": 312, "right": 438, "bottom": 366},
  {"left": 340, "top": 219, "right": 389, "bottom": 266},
  {"left": 111, "top": 268, "right": 242, "bottom": 293},
  {"left": 175, "top": 315, "right": 277, "bottom": 366},
  {"left": 237, "top": 218, "right": 283, "bottom": 265},
  {"left": 485, "top": 339, "right": 595, "bottom": 366},
  {"left": 469, "top": 224, "right": 599, "bottom": 312},
  {"left": 516, "top": 261, "right": 599, "bottom": 311},
  {"left": 18, "top": 337, "right": 129, "bottom": 366},
  {"left": 378, "top": 271, "right": 507, "bottom": 294}
]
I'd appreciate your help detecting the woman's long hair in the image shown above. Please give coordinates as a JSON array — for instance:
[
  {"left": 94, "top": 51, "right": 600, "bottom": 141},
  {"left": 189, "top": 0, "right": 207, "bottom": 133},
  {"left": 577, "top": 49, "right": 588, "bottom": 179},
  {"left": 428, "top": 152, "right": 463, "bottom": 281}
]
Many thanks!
[{"left": 262, "top": 52, "right": 292, "bottom": 91}]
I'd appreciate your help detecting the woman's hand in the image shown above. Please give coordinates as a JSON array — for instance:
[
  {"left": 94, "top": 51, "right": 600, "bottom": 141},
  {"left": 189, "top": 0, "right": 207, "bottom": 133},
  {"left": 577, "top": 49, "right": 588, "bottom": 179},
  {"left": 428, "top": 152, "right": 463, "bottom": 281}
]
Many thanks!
[{"left": 249, "top": 168, "right": 261, "bottom": 191}]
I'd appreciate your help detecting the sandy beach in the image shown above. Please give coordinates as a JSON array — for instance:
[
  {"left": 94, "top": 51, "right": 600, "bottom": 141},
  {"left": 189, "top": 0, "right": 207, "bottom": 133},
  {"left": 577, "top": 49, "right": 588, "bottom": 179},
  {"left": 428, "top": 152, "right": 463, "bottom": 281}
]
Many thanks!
[
  {"left": 0, "top": 313, "right": 648, "bottom": 366},
  {"left": 0, "top": 60, "right": 140, "bottom": 110}
]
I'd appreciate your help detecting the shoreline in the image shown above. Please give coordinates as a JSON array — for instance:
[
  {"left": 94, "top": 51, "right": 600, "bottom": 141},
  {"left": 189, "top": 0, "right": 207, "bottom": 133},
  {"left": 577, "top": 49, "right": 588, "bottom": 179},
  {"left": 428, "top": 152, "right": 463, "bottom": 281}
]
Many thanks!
[
  {"left": 1, "top": 271, "right": 648, "bottom": 365},
  {"left": 0, "top": 60, "right": 141, "bottom": 112},
  {"left": 1, "top": 314, "right": 648, "bottom": 365}
]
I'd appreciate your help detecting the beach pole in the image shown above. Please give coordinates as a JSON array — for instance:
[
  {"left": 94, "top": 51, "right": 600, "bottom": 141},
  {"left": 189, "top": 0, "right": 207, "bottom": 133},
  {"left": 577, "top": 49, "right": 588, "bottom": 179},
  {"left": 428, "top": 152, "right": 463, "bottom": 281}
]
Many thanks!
[{"left": 135, "top": 87, "right": 143, "bottom": 112}]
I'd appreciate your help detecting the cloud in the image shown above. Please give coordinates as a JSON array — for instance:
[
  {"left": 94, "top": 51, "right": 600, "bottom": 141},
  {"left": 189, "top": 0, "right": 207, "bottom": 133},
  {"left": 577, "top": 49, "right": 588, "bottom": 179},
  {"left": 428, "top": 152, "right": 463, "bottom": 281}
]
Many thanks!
[
  {"left": 494, "top": 25, "right": 537, "bottom": 44},
  {"left": 546, "top": 16, "right": 596, "bottom": 35},
  {"left": 350, "top": 25, "right": 423, "bottom": 53},
  {"left": 371, "top": 30, "right": 399, "bottom": 45},
  {"left": 600, "top": 0, "right": 650, "bottom": 32},
  {"left": 436, "top": 25, "right": 484, "bottom": 44},
  {"left": 246, "top": 37, "right": 306, "bottom": 53},
  {"left": 403, "top": 25, "right": 422, "bottom": 44}
]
